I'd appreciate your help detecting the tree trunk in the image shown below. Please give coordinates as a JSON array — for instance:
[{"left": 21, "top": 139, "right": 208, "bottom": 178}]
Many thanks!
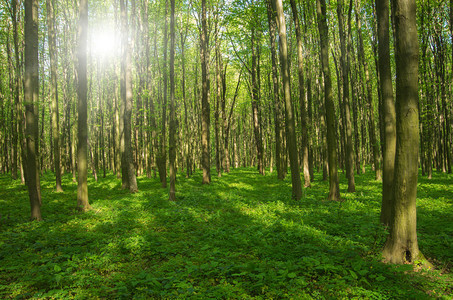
[
  {"left": 337, "top": 0, "right": 355, "bottom": 192},
  {"left": 168, "top": 0, "right": 176, "bottom": 201},
  {"left": 24, "top": 0, "right": 42, "bottom": 220},
  {"left": 289, "top": 0, "right": 310, "bottom": 187},
  {"left": 121, "top": 0, "right": 138, "bottom": 193},
  {"left": 76, "top": 0, "right": 91, "bottom": 211},
  {"left": 46, "top": 0, "right": 63, "bottom": 192},
  {"left": 376, "top": 0, "right": 396, "bottom": 226},
  {"left": 201, "top": 0, "right": 211, "bottom": 184},
  {"left": 317, "top": 0, "right": 340, "bottom": 201},
  {"left": 251, "top": 26, "right": 265, "bottom": 176},
  {"left": 356, "top": 1, "right": 381, "bottom": 181},
  {"left": 266, "top": 1, "right": 285, "bottom": 180},
  {"left": 274, "top": 0, "right": 302, "bottom": 200},
  {"left": 382, "top": 0, "right": 424, "bottom": 265}
]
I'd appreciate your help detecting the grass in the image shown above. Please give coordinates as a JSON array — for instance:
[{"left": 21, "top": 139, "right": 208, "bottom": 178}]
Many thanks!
[{"left": 0, "top": 167, "right": 452, "bottom": 299}]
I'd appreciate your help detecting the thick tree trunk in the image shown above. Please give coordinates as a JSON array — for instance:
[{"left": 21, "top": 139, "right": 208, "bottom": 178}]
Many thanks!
[
  {"left": 77, "top": 0, "right": 91, "bottom": 212},
  {"left": 289, "top": 0, "right": 310, "bottom": 188},
  {"left": 274, "top": 0, "right": 302, "bottom": 200},
  {"left": 376, "top": 0, "right": 396, "bottom": 226},
  {"left": 382, "top": 0, "right": 423, "bottom": 265},
  {"left": 201, "top": 0, "right": 211, "bottom": 184},
  {"left": 46, "top": 0, "right": 63, "bottom": 192},
  {"left": 24, "top": 0, "right": 42, "bottom": 220},
  {"left": 317, "top": 0, "right": 340, "bottom": 201}
]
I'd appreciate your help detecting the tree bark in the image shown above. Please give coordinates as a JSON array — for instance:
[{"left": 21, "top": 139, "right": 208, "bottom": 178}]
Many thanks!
[
  {"left": 337, "top": 0, "right": 355, "bottom": 192},
  {"left": 266, "top": 1, "right": 285, "bottom": 180},
  {"left": 24, "top": 0, "right": 42, "bottom": 220},
  {"left": 201, "top": 0, "right": 211, "bottom": 184},
  {"left": 120, "top": 0, "right": 138, "bottom": 192},
  {"left": 382, "top": 0, "right": 423, "bottom": 265},
  {"left": 46, "top": 0, "right": 63, "bottom": 192},
  {"left": 316, "top": 0, "right": 340, "bottom": 201},
  {"left": 289, "top": 0, "right": 310, "bottom": 187},
  {"left": 77, "top": 0, "right": 91, "bottom": 211},
  {"left": 251, "top": 26, "right": 265, "bottom": 176},
  {"left": 168, "top": 0, "right": 176, "bottom": 200},
  {"left": 274, "top": 0, "right": 302, "bottom": 200},
  {"left": 376, "top": 0, "right": 396, "bottom": 226}
]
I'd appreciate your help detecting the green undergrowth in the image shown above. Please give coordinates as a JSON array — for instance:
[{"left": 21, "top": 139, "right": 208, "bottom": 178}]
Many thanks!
[{"left": 0, "top": 167, "right": 451, "bottom": 299}]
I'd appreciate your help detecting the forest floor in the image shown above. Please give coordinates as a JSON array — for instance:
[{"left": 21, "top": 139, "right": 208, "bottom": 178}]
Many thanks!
[{"left": 0, "top": 167, "right": 452, "bottom": 299}]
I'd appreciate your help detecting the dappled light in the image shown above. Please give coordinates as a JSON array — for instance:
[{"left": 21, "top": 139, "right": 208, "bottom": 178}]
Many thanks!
[{"left": 0, "top": 169, "right": 452, "bottom": 298}]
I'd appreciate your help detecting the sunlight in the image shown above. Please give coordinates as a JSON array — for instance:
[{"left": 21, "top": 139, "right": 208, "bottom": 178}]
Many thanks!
[{"left": 90, "top": 27, "right": 117, "bottom": 57}]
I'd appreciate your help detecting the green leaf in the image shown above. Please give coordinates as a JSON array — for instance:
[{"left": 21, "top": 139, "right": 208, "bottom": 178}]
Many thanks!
[
  {"left": 376, "top": 275, "right": 386, "bottom": 282},
  {"left": 54, "top": 265, "right": 62, "bottom": 272},
  {"left": 349, "top": 270, "right": 358, "bottom": 280},
  {"left": 288, "top": 272, "right": 297, "bottom": 279}
]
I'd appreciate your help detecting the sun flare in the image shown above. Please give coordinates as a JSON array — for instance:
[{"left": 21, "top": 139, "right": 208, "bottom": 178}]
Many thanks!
[{"left": 91, "top": 28, "right": 117, "bottom": 57}]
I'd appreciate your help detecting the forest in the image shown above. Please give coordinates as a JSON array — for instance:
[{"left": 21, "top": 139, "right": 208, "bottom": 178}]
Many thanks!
[{"left": 0, "top": 0, "right": 452, "bottom": 298}]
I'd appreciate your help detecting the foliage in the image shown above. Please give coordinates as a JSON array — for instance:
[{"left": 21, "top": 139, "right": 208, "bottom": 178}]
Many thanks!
[{"left": 0, "top": 168, "right": 452, "bottom": 299}]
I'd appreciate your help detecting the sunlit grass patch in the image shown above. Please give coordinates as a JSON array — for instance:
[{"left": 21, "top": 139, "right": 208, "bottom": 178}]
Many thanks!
[{"left": 0, "top": 167, "right": 451, "bottom": 298}]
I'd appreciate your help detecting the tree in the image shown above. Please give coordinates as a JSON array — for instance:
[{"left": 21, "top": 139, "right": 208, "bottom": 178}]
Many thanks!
[
  {"left": 316, "top": 0, "right": 340, "bottom": 201},
  {"left": 382, "top": 0, "right": 423, "bottom": 264},
  {"left": 77, "top": 0, "right": 91, "bottom": 211},
  {"left": 120, "top": 0, "right": 138, "bottom": 193},
  {"left": 168, "top": 0, "right": 176, "bottom": 200},
  {"left": 274, "top": 0, "right": 302, "bottom": 200},
  {"left": 201, "top": 0, "right": 211, "bottom": 184},
  {"left": 24, "top": 0, "right": 42, "bottom": 220},
  {"left": 337, "top": 0, "right": 355, "bottom": 192},
  {"left": 289, "top": 0, "right": 310, "bottom": 187},
  {"left": 46, "top": 0, "right": 63, "bottom": 192},
  {"left": 266, "top": 0, "right": 285, "bottom": 180},
  {"left": 376, "top": 0, "right": 395, "bottom": 226}
]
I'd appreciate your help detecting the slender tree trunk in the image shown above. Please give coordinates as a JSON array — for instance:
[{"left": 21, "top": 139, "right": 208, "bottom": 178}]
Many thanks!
[
  {"left": 121, "top": 0, "right": 138, "bottom": 192},
  {"left": 274, "top": 0, "right": 302, "bottom": 200},
  {"left": 215, "top": 21, "right": 222, "bottom": 177},
  {"left": 356, "top": 0, "right": 381, "bottom": 181},
  {"left": 382, "top": 0, "right": 424, "bottom": 265},
  {"left": 201, "top": 0, "right": 211, "bottom": 184},
  {"left": 251, "top": 26, "right": 265, "bottom": 176},
  {"left": 24, "top": 0, "right": 42, "bottom": 220},
  {"left": 11, "top": 0, "right": 21, "bottom": 181},
  {"left": 46, "top": 0, "right": 63, "bottom": 192},
  {"left": 266, "top": 1, "right": 285, "bottom": 180},
  {"left": 168, "top": 0, "right": 176, "bottom": 200},
  {"left": 289, "top": 0, "right": 310, "bottom": 187},
  {"left": 77, "top": 0, "right": 91, "bottom": 211},
  {"left": 317, "top": 0, "right": 340, "bottom": 201},
  {"left": 337, "top": 0, "right": 355, "bottom": 192},
  {"left": 376, "top": 0, "right": 396, "bottom": 226}
]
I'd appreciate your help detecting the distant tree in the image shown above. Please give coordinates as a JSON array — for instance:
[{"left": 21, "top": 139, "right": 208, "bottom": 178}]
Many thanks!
[{"left": 24, "top": 0, "right": 42, "bottom": 220}]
